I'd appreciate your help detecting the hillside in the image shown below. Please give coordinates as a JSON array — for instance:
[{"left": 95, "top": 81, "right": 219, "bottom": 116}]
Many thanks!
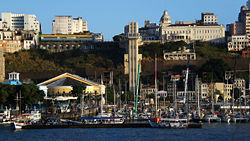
[
  {"left": 5, "top": 48, "right": 125, "bottom": 83},
  {"left": 4, "top": 41, "right": 249, "bottom": 84}
]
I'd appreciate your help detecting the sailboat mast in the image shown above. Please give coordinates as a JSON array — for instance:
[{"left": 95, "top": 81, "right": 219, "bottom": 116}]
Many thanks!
[
  {"left": 184, "top": 56, "right": 190, "bottom": 112},
  {"left": 196, "top": 75, "right": 201, "bottom": 118},
  {"left": 100, "top": 87, "right": 103, "bottom": 116},
  {"left": 135, "top": 59, "right": 141, "bottom": 116},
  {"left": 19, "top": 91, "right": 21, "bottom": 115},
  {"left": 155, "top": 54, "right": 158, "bottom": 119},
  {"left": 113, "top": 86, "right": 116, "bottom": 115},
  {"left": 211, "top": 73, "right": 214, "bottom": 114},
  {"left": 16, "top": 93, "right": 19, "bottom": 113},
  {"left": 81, "top": 93, "right": 85, "bottom": 117}
]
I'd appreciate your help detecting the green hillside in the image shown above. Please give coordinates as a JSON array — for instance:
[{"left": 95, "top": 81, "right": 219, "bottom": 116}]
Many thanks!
[{"left": 4, "top": 41, "right": 249, "bottom": 85}]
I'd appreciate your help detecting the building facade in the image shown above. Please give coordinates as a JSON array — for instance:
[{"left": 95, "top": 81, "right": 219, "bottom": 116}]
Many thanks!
[
  {"left": 163, "top": 47, "right": 196, "bottom": 61},
  {"left": 160, "top": 11, "right": 225, "bottom": 43},
  {"left": 228, "top": 35, "right": 248, "bottom": 51},
  {"left": 0, "top": 30, "right": 38, "bottom": 53},
  {"left": 201, "top": 83, "right": 208, "bottom": 100},
  {"left": 0, "top": 12, "right": 40, "bottom": 32},
  {"left": 37, "top": 73, "right": 106, "bottom": 99},
  {"left": 52, "top": 16, "right": 88, "bottom": 35},
  {"left": 39, "top": 38, "right": 116, "bottom": 53},
  {"left": 234, "top": 78, "right": 246, "bottom": 94},
  {"left": 201, "top": 12, "right": 218, "bottom": 25},
  {"left": 0, "top": 40, "right": 22, "bottom": 53},
  {"left": 139, "top": 20, "right": 159, "bottom": 41}
]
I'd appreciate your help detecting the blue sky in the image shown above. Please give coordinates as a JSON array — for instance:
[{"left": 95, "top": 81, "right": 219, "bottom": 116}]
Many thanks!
[{"left": 0, "top": 0, "right": 247, "bottom": 41}]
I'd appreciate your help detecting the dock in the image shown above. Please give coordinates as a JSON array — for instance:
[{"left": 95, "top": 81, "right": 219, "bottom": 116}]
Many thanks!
[{"left": 22, "top": 123, "right": 151, "bottom": 129}]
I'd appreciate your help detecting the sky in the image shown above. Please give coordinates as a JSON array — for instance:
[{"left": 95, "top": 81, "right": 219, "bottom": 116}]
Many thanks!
[{"left": 0, "top": 0, "right": 247, "bottom": 41}]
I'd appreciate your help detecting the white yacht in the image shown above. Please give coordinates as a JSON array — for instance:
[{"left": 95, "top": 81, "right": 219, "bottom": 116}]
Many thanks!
[
  {"left": 204, "top": 114, "right": 221, "bottom": 122},
  {"left": 149, "top": 118, "right": 188, "bottom": 128},
  {"left": 231, "top": 114, "right": 248, "bottom": 123}
]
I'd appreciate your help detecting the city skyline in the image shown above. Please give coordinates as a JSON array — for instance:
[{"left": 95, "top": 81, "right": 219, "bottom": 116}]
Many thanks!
[{"left": 0, "top": 0, "right": 247, "bottom": 41}]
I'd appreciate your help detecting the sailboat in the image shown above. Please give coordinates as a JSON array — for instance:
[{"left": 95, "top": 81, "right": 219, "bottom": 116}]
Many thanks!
[
  {"left": 13, "top": 92, "right": 42, "bottom": 129},
  {"left": 81, "top": 86, "right": 124, "bottom": 125},
  {"left": 149, "top": 54, "right": 188, "bottom": 129},
  {"left": 204, "top": 75, "right": 221, "bottom": 122}
]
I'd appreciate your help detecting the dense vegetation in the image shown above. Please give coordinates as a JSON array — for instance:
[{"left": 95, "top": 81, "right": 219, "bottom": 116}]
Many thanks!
[
  {"left": 4, "top": 41, "right": 248, "bottom": 86},
  {"left": 194, "top": 41, "right": 230, "bottom": 58},
  {"left": 0, "top": 84, "right": 44, "bottom": 108},
  {"left": 5, "top": 48, "right": 125, "bottom": 79},
  {"left": 199, "top": 58, "right": 230, "bottom": 82},
  {"left": 139, "top": 41, "right": 188, "bottom": 58},
  {"left": 139, "top": 41, "right": 231, "bottom": 59}
]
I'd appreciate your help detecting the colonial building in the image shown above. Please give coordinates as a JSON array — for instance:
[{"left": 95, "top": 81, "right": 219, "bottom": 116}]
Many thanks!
[
  {"left": 0, "top": 12, "right": 40, "bottom": 33},
  {"left": 163, "top": 47, "right": 196, "bottom": 61},
  {"left": 160, "top": 10, "right": 225, "bottom": 43},
  {"left": 52, "top": 16, "right": 88, "bottom": 35}
]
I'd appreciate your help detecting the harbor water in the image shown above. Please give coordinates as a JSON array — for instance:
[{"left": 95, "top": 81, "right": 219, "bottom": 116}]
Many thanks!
[{"left": 0, "top": 123, "right": 249, "bottom": 141}]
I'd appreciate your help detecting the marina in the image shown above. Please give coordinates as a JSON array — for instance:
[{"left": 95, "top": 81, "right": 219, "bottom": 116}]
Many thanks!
[
  {"left": 0, "top": 0, "right": 250, "bottom": 140},
  {"left": 0, "top": 123, "right": 250, "bottom": 141}
]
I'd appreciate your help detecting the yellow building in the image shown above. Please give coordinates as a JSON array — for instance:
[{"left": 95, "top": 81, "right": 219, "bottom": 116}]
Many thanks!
[
  {"left": 210, "top": 83, "right": 232, "bottom": 103},
  {"left": 37, "top": 73, "right": 105, "bottom": 101}
]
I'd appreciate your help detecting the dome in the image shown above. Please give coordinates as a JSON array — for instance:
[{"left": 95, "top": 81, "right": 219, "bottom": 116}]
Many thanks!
[{"left": 160, "top": 10, "right": 171, "bottom": 24}]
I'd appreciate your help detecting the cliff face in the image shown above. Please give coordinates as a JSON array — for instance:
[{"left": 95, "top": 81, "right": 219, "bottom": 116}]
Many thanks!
[{"left": 0, "top": 47, "right": 5, "bottom": 82}]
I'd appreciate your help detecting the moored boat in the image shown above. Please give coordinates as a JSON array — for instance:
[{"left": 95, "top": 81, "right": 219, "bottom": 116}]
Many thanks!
[
  {"left": 149, "top": 117, "right": 188, "bottom": 129},
  {"left": 204, "top": 114, "right": 221, "bottom": 122},
  {"left": 231, "top": 114, "right": 248, "bottom": 123}
]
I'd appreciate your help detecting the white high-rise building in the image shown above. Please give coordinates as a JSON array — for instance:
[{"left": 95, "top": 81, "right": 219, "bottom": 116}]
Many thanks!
[
  {"left": 0, "top": 12, "right": 40, "bottom": 32},
  {"left": 52, "top": 16, "right": 88, "bottom": 35},
  {"left": 247, "top": 0, "right": 250, "bottom": 9}
]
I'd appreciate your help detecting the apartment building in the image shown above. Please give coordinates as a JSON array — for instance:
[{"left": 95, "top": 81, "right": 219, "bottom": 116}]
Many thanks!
[{"left": 52, "top": 16, "right": 88, "bottom": 34}]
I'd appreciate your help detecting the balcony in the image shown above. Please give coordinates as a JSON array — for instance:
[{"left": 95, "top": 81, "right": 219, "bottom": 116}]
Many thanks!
[{"left": 126, "top": 33, "right": 140, "bottom": 39}]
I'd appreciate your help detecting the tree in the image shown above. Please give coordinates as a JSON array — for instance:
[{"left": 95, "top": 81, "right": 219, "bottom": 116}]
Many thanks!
[
  {"left": 71, "top": 84, "right": 86, "bottom": 103},
  {"left": 233, "top": 88, "right": 242, "bottom": 102},
  {"left": 0, "top": 85, "right": 9, "bottom": 104},
  {"left": 113, "top": 34, "right": 124, "bottom": 42},
  {"left": 21, "top": 84, "right": 44, "bottom": 103},
  {"left": 199, "top": 59, "right": 229, "bottom": 82}
]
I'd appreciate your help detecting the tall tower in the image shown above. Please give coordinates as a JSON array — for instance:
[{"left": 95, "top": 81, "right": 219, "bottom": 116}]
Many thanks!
[
  {"left": 0, "top": 46, "right": 5, "bottom": 82},
  {"left": 125, "top": 22, "right": 140, "bottom": 92}
]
